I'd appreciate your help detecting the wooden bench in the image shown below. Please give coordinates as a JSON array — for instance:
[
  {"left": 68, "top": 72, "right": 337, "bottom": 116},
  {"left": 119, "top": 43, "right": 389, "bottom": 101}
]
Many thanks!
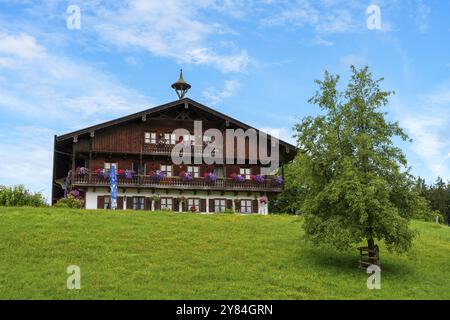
[{"left": 358, "top": 245, "right": 380, "bottom": 269}]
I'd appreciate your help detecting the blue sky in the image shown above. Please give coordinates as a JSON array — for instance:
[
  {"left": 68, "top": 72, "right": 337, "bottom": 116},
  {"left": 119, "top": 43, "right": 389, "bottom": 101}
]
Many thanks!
[{"left": 0, "top": 0, "right": 449, "bottom": 200}]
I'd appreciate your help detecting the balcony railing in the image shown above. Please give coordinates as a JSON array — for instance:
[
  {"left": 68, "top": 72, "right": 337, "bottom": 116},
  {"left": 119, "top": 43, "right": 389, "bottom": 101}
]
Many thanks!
[{"left": 72, "top": 173, "right": 283, "bottom": 192}]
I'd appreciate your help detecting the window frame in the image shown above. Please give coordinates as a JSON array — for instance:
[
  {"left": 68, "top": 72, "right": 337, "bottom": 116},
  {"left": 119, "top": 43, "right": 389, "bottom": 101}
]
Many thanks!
[
  {"left": 133, "top": 197, "right": 145, "bottom": 210},
  {"left": 164, "top": 133, "right": 176, "bottom": 145},
  {"left": 240, "top": 199, "right": 252, "bottom": 213},
  {"left": 145, "top": 132, "right": 156, "bottom": 144},
  {"left": 160, "top": 164, "right": 172, "bottom": 177},
  {"left": 183, "top": 134, "right": 196, "bottom": 145},
  {"left": 187, "top": 198, "right": 200, "bottom": 211},
  {"left": 105, "top": 162, "right": 118, "bottom": 170},
  {"left": 239, "top": 168, "right": 252, "bottom": 180},
  {"left": 187, "top": 165, "right": 199, "bottom": 178},
  {"left": 104, "top": 196, "right": 111, "bottom": 209},
  {"left": 160, "top": 197, "right": 173, "bottom": 210},
  {"left": 214, "top": 199, "right": 226, "bottom": 212}
]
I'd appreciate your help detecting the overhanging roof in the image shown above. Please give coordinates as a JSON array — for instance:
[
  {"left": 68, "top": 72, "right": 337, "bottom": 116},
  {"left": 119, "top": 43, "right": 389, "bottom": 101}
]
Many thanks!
[{"left": 56, "top": 97, "right": 297, "bottom": 151}]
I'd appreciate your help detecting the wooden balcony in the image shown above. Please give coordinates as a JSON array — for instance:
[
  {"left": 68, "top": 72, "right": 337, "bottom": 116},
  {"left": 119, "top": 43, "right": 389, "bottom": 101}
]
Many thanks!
[{"left": 72, "top": 173, "right": 283, "bottom": 192}]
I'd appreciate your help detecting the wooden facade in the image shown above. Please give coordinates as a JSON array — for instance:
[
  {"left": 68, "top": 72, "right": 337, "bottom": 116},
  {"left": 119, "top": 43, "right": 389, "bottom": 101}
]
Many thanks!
[{"left": 52, "top": 98, "right": 296, "bottom": 213}]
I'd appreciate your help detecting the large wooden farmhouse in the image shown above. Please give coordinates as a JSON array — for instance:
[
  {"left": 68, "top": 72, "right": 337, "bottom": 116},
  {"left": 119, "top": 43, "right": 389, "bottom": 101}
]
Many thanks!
[{"left": 52, "top": 71, "right": 296, "bottom": 213}]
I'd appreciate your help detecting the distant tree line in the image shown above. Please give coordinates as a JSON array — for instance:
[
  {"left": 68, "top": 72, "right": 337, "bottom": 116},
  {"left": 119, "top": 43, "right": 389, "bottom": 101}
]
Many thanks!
[
  {"left": 0, "top": 185, "right": 47, "bottom": 207},
  {"left": 415, "top": 177, "right": 450, "bottom": 224}
]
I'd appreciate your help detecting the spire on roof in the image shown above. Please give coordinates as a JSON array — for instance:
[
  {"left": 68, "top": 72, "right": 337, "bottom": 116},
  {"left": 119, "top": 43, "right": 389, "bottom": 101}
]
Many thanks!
[{"left": 171, "top": 68, "right": 191, "bottom": 99}]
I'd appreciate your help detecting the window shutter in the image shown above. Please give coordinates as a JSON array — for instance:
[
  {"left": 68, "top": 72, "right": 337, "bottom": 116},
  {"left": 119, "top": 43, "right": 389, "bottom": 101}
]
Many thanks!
[
  {"left": 155, "top": 198, "right": 161, "bottom": 210},
  {"left": 235, "top": 200, "right": 241, "bottom": 213},
  {"left": 226, "top": 199, "right": 233, "bottom": 210},
  {"left": 200, "top": 199, "right": 206, "bottom": 212},
  {"left": 173, "top": 198, "right": 179, "bottom": 211},
  {"left": 199, "top": 164, "right": 205, "bottom": 176},
  {"left": 126, "top": 197, "right": 133, "bottom": 210},
  {"left": 145, "top": 197, "right": 150, "bottom": 210},
  {"left": 97, "top": 196, "right": 104, "bottom": 209},
  {"left": 117, "top": 196, "right": 124, "bottom": 210},
  {"left": 209, "top": 199, "right": 215, "bottom": 212},
  {"left": 252, "top": 199, "right": 258, "bottom": 213}
]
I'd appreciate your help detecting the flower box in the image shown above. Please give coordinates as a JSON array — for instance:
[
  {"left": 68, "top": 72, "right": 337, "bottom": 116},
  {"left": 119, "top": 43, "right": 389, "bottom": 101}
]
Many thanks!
[{"left": 203, "top": 172, "right": 217, "bottom": 183}]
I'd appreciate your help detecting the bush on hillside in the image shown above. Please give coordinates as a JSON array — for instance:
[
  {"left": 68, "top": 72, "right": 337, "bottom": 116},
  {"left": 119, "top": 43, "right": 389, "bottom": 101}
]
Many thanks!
[
  {"left": 0, "top": 185, "right": 47, "bottom": 207},
  {"left": 54, "top": 195, "right": 84, "bottom": 209}
]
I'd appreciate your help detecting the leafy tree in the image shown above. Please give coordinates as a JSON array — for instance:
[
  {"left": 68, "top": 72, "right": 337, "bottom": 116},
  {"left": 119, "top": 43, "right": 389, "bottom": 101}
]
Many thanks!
[
  {"left": 270, "top": 161, "right": 307, "bottom": 214},
  {"left": 293, "top": 66, "right": 428, "bottom": 256},
  {"left": 418, "top": 177, "right": 450, "bottom": 224},
  {"left": 0, "top": 185, "right": 47, "bottom": 207}
]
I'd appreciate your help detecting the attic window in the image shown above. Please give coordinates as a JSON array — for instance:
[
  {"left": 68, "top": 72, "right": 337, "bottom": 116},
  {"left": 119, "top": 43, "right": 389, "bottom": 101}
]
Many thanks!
[
  {"left": 239, "top": 168, "right": 251, "bottom": 180},
  {"left": 183, "top": 134, "right": 195, "bottom": 145},
  {"left": 164, "top": 133, "right": 176, "bottom": 145},
  {"left": 187, "top": 165, "right": 199, "bottom": 178},
  {"left": 145, "top": 132, "right": 156, "bottom": 144}
]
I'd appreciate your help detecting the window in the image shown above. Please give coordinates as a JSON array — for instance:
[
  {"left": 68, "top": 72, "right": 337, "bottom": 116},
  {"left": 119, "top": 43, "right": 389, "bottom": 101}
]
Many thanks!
[
  {"left": 187, "top": 166, "right": 199, "bottom": 178},
  {"left": 240, "top": 168, "right": 251, "bottom": 180},
  {"left": 240, "top": 200, "right": 252, "bottom": 213},
  {"left": 161, "top": 197, "right": 173, "bottom": 210},
  {"left": 188, "top": 198, "right": 200, "bottom": 211},
  {"left": 133, "top": 197, "right": 145, "bottom": 210},
  {"left": 214, "top": 199, "right": 226, "bottom": 213},
  {"left": 183, "top": 134, "right": 195, "bottom": 145},
  {"left": 145, "top": 132, "right": 156, "bottom": 144},
  {"left": 164, "top": 133, "right": 176, "bottom": 145},
  {"left": 104, "top": 196, "right": 111, "bottom": 209},
  {"left": 105, "top": 162, "right": 118, "bottom": 170},
  {"left": 160, "top": 164, "right": 172, "bottom": 177}
]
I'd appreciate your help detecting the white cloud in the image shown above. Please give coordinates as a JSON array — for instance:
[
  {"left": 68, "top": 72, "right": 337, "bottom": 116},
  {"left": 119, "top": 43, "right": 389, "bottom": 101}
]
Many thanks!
[
  {"left": 0, "top": 32, "right": 151, "bottom": 128},
  {"left": 0, "top": 32, "right": 45, "bottom": 60},
  {"left": 0, "top": 31, "right": 152, "bottom": 197},
  {"left": 203, "top": 79, "right": 241, "bottom": 105},
  {"left": 90, "top": 0, "right": 250, "bottom": 73},
  {"left": 398, "top": 87, "right": 450, "bottom": 180},
  {"left": 0, "top": 126, "right": 55, "bottom": 202},
  {"left": 261, "top": 0, "right": 359, "bottom": 35}
]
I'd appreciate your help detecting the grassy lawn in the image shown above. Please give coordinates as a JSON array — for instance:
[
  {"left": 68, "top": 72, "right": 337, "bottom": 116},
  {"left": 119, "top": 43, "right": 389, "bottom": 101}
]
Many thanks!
[{"left": 0, "top": 207, "right": 449, "bottom": 299}]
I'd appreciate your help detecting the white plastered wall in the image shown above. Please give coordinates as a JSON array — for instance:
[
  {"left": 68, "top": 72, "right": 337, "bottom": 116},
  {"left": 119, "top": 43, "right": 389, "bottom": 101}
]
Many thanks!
[{"left": 85, "top": 187, "right": 269, "bottom": 214}]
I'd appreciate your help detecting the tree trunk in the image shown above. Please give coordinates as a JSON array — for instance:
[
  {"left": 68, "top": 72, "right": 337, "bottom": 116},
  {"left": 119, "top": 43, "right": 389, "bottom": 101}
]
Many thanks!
[{"left": 367, "top": 238, "right": 378, "bottom": 265}]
